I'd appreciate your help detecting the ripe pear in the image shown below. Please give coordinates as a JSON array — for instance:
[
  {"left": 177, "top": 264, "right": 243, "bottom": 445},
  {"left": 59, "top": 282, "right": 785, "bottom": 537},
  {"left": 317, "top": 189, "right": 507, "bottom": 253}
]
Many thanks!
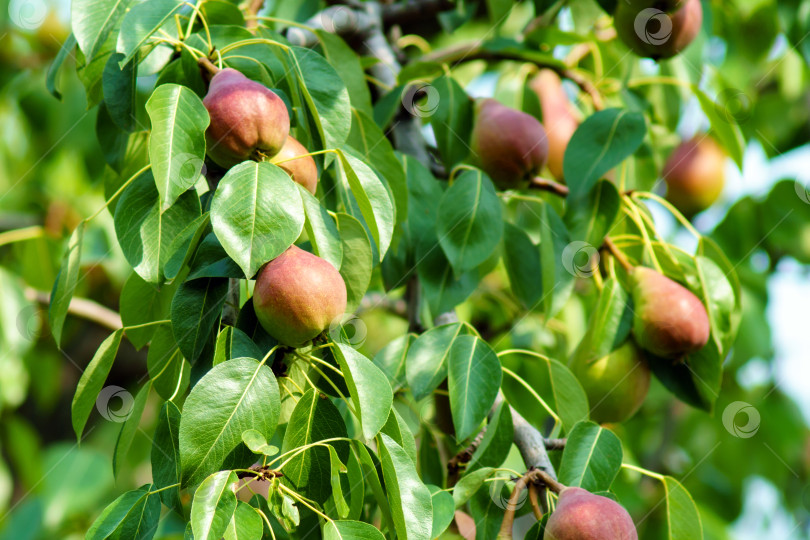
[
  {"left": 545, "top": 487, "right": 638, "bottom": 540},
  {"left": 614, "top": 0, "right": 702, "bottom": 59},
  {"left": 253, "top": 245, "right": 347, "bottom": 347},
  {"left": 529, "top": 70, "right": 579, "bottom": 181},
  {"left": 631, "top": 267, "right": 710, "bottom": 358},
  {"left": 571, "top": 341, "right": 650, "bottom": 424},
  {"left": 663, "top": 136, "right": 726, "bottom": 216},
  {"left": 203, "top": 68, "right": 290, "bottom": 168},
  {"left": 470, "top": 98, "right": 549, "bottom": 189},
  {"left": 270, "top": 136, "right": 318, "bottom": 194}
]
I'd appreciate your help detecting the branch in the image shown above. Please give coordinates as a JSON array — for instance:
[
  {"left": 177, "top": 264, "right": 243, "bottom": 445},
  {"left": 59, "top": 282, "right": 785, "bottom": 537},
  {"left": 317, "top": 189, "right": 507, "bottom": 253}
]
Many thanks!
[
  {"left": 603, "top": 236, "right": 633, "bottom": 272},
  {"left": 245, "top": 0, "right": 264, "bottom": 31},
  {"left": 494, "top": 393, "right": 557, "bottom": 479},
  {"left": 530, "top": 176, "right": 569, "bottom": 197},
  {"left": 26, "top": 288, "right": 123, "bottom": 332},
  {"left": 543, "top": 437, "right": 566, "bottom": 451}
]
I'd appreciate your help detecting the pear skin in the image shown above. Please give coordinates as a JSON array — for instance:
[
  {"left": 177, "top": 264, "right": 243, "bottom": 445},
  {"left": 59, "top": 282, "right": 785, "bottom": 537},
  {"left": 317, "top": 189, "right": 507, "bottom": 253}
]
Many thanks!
[
  {"left": 545, "top": 487, "right": 638, "bottom": 540},
  {"left": 663, "top": 136, "right": 726, "bottom": 217},
  {"left": 614, "top": 0, "right": 703, "bottom": 60},
  {"left": 529, "top": 70, "right": 579, "bottom": 181},
  {"left": 470, "top": 99, "right": 549, "bottom": 189},
  {"left": 631, "top": 267, "right": 710, "bottom": 358},
  {"left": 253, "top": 245, "right": 347, "bottom": 347},
  {"left": 271, "top": 136, "right": 318, "bottom": 194},
  {"left": 203, "top": 68, "right": 290, "bottom": 168}
]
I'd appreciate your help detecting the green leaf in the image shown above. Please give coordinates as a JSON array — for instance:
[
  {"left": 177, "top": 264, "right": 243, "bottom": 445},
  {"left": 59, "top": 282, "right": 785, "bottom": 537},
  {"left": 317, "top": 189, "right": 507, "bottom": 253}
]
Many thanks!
[
  {"left": 146, "top": 325, "right": 188, "bottom": 400},
  {"left": 336, "top": 213, "right": 372, "bottom": 312},
  {"left": 114, "top": 170, "right": 202, "bottom": 283},
  {"left": 538, "top": 202, "right": 574, "bottom": 318},
  {"left": 373, "top": 334, "right": 413, "bottom": 393},
  {"left": 71, "top": 329, "right": 123, "bottom": 441},
  {"left": 333, "top": 344, "right": 393, "bottom": 440},
  {"left": 347, "top": 109, "right": 408, "bottom": 222},
  {"left": 323, "top": 520, "right": 385, "bottom": 540},
  {"left": 467, "top": 399, "right": 513, "bottom": 471},
  {"left": 86, "top": 486, "right": 160, "bottom": 540},
  {"left": 145, "top": 83, "right": 210, "bottom": 210},
  {"left": 210, "top": 161, "right": 305, "bottom": 279},
  {"left": 564, "top": 108, "right": 646, "bottom": 200},
  {"left": 49, "top": 222, "right": 85, "bottom": 346},
  {"left": 102, "top": 52, "right": 137, "bottom": 132},
  {"left": 406, "top": 323, "right": 468, "bottom": 400},
  {"left": 428, "top": 486, "right": 455, "bottom": 538},
  {"left": 179, "top": 358, "right": 280, "bottom": 487},
  {"left": 564, "top": 180, "right": 620, "bottom": 247},
  {"left": 378, "top": 434, "right": 433, "bottom": 540},
  {"left": 170, "top": 277, "right": 228, "bottom": 363},
  {"left": 116, "top": 0, "right": 184, "bottom": 67},
  {"left": 557, "top": 421, "right": 622, "bottom": 492},
  {"left": 350, "top": 442, "right": 394, "bottom": 530},
  {"left": 113, "top": 383, "right": 150, "bottom": 478},
  {"left": 453, "top": 467, "right": 494, "bottom": 508},
  {"left": 120, "top": 272, "right": 174, "bottom": 349},
  {"left": 301, "top": 187, "right": 343, "bottom": 270},
  {"left": 437, "top": 169, "right": 503, "bottom": 273},
  {"left": 649, "top": 340, "right": 722, "bottom": 413},
  {"left": 290, "top": 46, "right": 352, "bottom": 151},
  {"left": 47, "top": 33, "right": 77, "bottom": 100},
  {"left": 381, "top": 408, "right": 417, "bottom": 465},
  {"left": 447, "top": 335, "right": 502, "bottom": 441},
  {"left": 694, "top": 88, "right": 744, "bottom": 169},
  {"left": 316, "top": 32, "right": 374, "bottom": 117},
  {"left": 71, "top": 0, "right": 132, "bottom": 61},
  {"left": 502, "top": 223, "right": 543, "bottom": 309},
  {"left": 573, "top": 278, "right": 633, "bottom": 360},
  {"left": 213, "top": 327, "right": 262, "bottom": 367},
  {"left": 241, "top": 429, "right": 279, "bottom": 457},
  {"left": 327, "top": 446, "right": 350, "bottom": 519},
  {"left": 431, "top": 75, "right": 473, "bottom": 168},
  {"left": 663, "top": 476, "right": 703, "bottom": 540},
  {"left": 223, "top": 501, "right": 263, "bottom": 540},
  {"left": 151, "top": 401, "right": 182, "bottom": 510},
  {"left": 191, "top": 470, "right": 239, "bottom": 540},
  {"left": 417, "top": 236, "right": 479, "bottom": 315},
  {"left": 281, "top": 389, "right": 349, "bottom": 503},
  {"left": 470, "top": 485, "right": 505, "bottom": 540},
  {"left": 695, "top": 256, "right": 735, "bottom": 357},
  {"left": 336, "top": 149, "right": 395, "bottom": 258}
]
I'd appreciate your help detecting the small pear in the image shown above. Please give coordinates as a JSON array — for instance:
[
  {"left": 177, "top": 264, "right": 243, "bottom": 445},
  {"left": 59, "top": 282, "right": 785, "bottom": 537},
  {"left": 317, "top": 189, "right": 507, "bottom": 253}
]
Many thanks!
[
  {"left": 529, "top": 70, "right": 579, "bottom": 181},
  {"left": 470, "top": 99, "right": 549, "bottom": 189},
  {"left": 631, "top": 267, "right": 710, "bottom": 358},
  {"left": 545, "top": 487, "right": 638, "bottom": 540},
  {"left": 571, "top": 341, "right": 650, "bottom": 424},
  {"left": 614, "top": 0, "right": 702, "bottom": 60},
  {"left": 203, "top": 68, "right": 290, "bottom": 168},
  {"left": 663, "top": 136, "right": 726, "bottom": 217},
  {"left": 271, "top": 136, "right": 318, "bottom": 194},
  {"left": 253, "top": 246, "right": 347, "bottom": 347}
]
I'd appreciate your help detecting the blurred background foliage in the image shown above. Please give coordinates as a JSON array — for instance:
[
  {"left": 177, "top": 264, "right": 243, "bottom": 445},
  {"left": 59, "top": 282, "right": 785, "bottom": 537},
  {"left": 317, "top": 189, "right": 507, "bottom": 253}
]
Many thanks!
[{"left": 0, "top": 0, "right": 808, "bottom": 538}]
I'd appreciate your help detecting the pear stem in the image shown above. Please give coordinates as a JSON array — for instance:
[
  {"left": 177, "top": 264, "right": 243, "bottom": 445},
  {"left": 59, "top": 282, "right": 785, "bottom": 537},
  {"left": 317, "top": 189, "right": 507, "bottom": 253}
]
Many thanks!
[
  {"left": 530, "top": 176, "right": 570, "bottom": 197},
  {"left": 527, "top": 483, "right": 546, "bottom": 519},
  {"left": 529, "top": 468, "right": 566, "bottom": 495},
  {"left": 604, "top": 236, "right": 633, "bottom": 273},
  {"left": 197, "top": 56, "right": 221, "bottom": 79},
  {"left": 497, "top": 475, "right": 530, "bottom": 539}
]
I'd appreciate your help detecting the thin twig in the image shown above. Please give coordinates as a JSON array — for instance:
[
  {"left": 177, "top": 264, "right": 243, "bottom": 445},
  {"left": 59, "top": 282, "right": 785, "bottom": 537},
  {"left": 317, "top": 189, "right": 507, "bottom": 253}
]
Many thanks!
[
  {"left": 26, "top": 288, "right": 123, "bottom": 331},
  {"left": 530, "top": 176, "right": 570, "bottom": 197},
  {"left": 603, "top": 236, "right": 633, "bottom": 273}
]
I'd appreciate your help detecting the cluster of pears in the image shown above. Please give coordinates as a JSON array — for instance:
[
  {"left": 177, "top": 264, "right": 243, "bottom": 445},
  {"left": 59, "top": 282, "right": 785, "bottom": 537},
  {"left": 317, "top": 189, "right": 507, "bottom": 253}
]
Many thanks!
[
  {"left": 572, "top": 267, "right": 710, "bottom": 424},
  {"left": 614, "top": 0, "right": 703, "bottom": 59},
  {"left": 545, "top": 485, "right": 638, "bottom": 539},
  {"left": 203, "top": 67, "right": 347, "bottom": 347},
  {"left": 470, "top": 69, "right": 579, "bottom": 188}
]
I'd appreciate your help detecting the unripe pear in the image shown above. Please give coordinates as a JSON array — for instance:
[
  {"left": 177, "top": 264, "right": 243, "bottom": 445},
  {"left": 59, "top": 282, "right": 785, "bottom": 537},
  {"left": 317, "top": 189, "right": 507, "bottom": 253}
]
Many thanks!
[
  {"left": 614, "top": 0, "right": 702, "bottom": 59},
  {"left": 529, "top": 70, "right": 579, "bottom": 181},
  {"left": 253, "top": 245, "right": 347, "bottom": 347},
  {"left": 203, "top": 68, "right": 290, "bottom": 168},
  {"left": 470, "top": 98, "right": 549, "bottom": 189},
  {"left": 631, "top": 267, "right": 710, "bottom": 358},
  {"left": 270, "top": 136, "right": 318, "bottom": 194},
  {"left": 545, "top": 487, "right": 638, "bottom": 540},
  {"left": 663, "top": 136, "right": 726, "bottom": 216},
  {"left": 571, "top": 341, "right": 650, "bottom": 424}
]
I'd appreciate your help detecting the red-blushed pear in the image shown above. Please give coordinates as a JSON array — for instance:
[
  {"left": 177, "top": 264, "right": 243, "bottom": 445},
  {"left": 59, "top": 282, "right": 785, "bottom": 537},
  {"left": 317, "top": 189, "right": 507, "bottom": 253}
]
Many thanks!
[
  {"left": 570, "top": 340, "right": 651, "bottom": 424},
  {"left": 470, "top": 98, "right": 549, "bottom": 189},
  {"left": 203, "top": 68, "right": 290, "bottom": 168},
  {"left": 270, "top": 136, "right": 318, "bottom": 194},
  {"left": 631, "top": 267, "right": 710, "bottom": 359},
  {"left": 614, "top": 0, "right": 702, "bottom": 60},
  {"left": 529, "top": 69, "right": 579, "bottom": 181},
  {"left": 663, "top": 136, "right": 726, "bottom": 217},
  {"left": 545, "top": 487, "right": 638, "bottom": 540},
  {"left": 253, "top": 245, "right": 347, "bottom": 348}
]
